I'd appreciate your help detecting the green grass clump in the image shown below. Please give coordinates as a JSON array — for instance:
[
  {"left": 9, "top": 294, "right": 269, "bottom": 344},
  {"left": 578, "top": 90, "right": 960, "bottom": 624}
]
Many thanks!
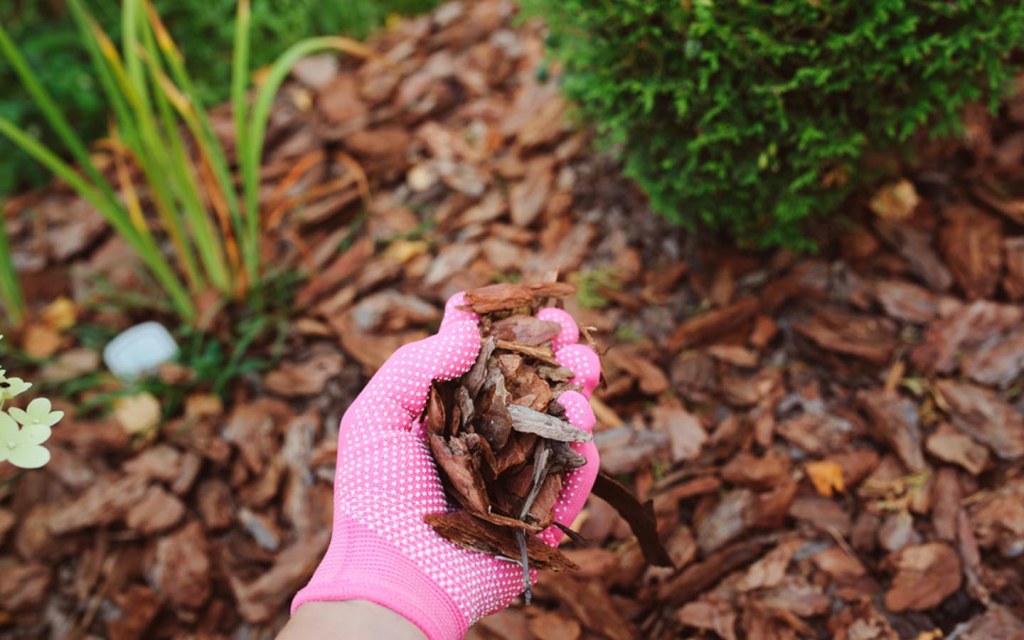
[
  {"left": 0, "top": 0, "right": 375, "bottom": 323},
  {"left": 0, "top": 0, "right": 441, "bottom": 195},
  {"left": 524, "top": 0, "right": 1024, "bottom": 248}
]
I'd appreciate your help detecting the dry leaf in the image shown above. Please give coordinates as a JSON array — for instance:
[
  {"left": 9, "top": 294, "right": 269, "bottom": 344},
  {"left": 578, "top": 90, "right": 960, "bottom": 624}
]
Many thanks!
[
  {"left": 22, "top": 325, "right": 62, "bottom": 359},
  {"left": 806, "top": 461, "right": 846, "bottom": 497},
  {"left": 869, "top": 179, "right": 919, "bottom": 221},
  {"left": 114, "top": 392, "right": 162, "bottom": 435},
  {"left": 40, "top": 296, "right": 77, "bottom": 330}
]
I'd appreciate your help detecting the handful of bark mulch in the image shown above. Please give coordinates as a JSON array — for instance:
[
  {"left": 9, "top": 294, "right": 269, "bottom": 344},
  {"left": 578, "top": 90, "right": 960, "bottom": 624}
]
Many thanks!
[{"left": 424, "top": 283, "right": 672, "bottom": 601}]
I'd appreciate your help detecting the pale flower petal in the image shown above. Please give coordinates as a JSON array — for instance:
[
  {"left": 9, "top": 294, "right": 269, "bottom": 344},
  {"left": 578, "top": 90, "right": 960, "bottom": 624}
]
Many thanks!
[
  {"left": 27, "top": 397, "right": 52, "bottom": 417},
  {"left": 43, "top": 410, "right": 64, "bottom": 429},
  {"left": 0, "top": 410, "right": 55, "bottom": 468},
  {"left": 20, "top": 423, "right": 52, "bottom": 446},
  {"left": 8, "top": 443, "right": 50, "bottom": 469},
  {"left": 0, "top": 377, "right": 31, "bottom": 401},
  {"left": 0, "top": 412, "right": 18, "bottom": 442},
  {"left": 0, "top": 413, "right": 20, "bottom": 465},
  {"left": 10, "top": 398, "right": 63, "bottom": 429}
]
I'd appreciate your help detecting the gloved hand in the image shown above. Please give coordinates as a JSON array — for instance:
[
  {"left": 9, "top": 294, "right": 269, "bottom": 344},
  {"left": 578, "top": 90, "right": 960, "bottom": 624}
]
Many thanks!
[{"left": 292, "top": 293, "right": 601, "bottom": 640}]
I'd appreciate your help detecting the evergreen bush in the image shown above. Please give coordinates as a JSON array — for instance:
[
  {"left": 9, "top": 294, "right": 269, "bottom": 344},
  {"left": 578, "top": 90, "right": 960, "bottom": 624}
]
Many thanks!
[{"left": 524, "top": 0, "right": 1024, "bottom": 248}]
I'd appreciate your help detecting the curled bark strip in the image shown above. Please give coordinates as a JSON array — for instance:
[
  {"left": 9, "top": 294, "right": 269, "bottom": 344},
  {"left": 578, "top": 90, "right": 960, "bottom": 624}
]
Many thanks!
[
  {"left": 425, "top": 511, "right": 577, "bottom": 572},
  {"left": 592, "top": 471, "right": 673, "bottom": 567}
]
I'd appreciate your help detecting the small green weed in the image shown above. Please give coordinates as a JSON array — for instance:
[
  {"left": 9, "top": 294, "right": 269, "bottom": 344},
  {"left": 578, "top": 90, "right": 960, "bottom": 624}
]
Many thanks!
[
  {"left": 613, "top": 323, "right": 645, "bottom": 343},
  {"left": 571, "top": 268, "right": 621, "bottom": 309}
]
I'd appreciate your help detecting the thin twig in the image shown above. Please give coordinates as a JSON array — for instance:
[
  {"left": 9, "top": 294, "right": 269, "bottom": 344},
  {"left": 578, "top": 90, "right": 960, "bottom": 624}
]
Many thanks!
[
  {"left": 516, "top": 529, "right": 531, "bottom": 605},
  {"left": 519, "top": 441, "right": 552, "bottom": 519}
]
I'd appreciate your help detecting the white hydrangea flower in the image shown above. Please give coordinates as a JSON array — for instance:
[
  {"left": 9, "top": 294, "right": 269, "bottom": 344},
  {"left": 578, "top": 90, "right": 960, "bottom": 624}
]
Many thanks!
[
  {"left": 0, "top": 375, "right": 31, "bottom": 403},
  {"left": 9, "top": 398, "right": 64, "bottom": 430},
  {"left": 0, "top": 411, "right": 52, "bottom": 469},
  {"left": 0, "top": 336, "right": 61, "bottom": 469}
]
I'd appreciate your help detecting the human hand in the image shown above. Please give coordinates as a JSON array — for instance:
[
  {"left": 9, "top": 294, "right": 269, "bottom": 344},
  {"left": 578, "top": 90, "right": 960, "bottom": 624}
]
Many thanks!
[{"left": 292, "top": 292, "right": 601, "bottom": 640}]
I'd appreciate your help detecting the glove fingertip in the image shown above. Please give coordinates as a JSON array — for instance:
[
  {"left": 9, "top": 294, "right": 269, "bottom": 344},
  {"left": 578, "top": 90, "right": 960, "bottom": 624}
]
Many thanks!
[
  {"left": 440, "top": 292, "right": 479, "bottom": 330},
  {"left": 432, "top": 318, "right": 481, "bottom": 381},
  {"left": 537, "top": 307, "right": 579, "bottom": 350},
  {"left": 555, "top": 344, "right": 601, "bottom": 397},
  {"left": 538, "top": 440, "right": 600, "bottom": 548},
  {"left": 556, "top": 390, "right": 596, "bottom": 433}
]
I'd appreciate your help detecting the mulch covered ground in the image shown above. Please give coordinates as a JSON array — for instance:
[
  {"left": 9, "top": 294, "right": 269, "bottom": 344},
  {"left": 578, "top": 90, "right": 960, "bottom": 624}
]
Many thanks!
[{"left": 2, "top": 1, "right": 1024, "bottom": 638}]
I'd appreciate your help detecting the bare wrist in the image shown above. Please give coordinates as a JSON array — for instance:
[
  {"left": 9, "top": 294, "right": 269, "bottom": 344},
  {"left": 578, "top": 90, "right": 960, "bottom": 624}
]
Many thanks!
[{"left": 280, "top": 600, "right": 427, "bottom": 640}]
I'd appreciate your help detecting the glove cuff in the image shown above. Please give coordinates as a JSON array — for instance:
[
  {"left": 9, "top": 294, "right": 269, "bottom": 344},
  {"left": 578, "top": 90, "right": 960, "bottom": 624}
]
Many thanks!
[{"left": 292, "top": 517, "right": 467, "bottom": 640}]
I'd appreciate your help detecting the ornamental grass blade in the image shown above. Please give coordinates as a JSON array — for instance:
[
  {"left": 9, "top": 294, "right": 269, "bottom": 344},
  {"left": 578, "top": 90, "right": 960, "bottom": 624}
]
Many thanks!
[{"left": 0, "top": 203, "right": 25, "bottom": 325}]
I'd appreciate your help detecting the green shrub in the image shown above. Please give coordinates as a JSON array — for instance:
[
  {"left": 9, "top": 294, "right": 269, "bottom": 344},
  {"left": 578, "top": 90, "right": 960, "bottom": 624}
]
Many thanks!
[
  {"left": 524, "top": 0, "right": 1024, "bottom": 248},
  {"left": 0, "top": 0, "right": 441, "bottom": 195}
]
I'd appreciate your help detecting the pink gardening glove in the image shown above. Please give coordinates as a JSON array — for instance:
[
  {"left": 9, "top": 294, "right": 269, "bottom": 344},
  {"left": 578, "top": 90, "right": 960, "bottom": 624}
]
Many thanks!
[{"left": 292, "top": 293, "right": 601, "bottom": 640}]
